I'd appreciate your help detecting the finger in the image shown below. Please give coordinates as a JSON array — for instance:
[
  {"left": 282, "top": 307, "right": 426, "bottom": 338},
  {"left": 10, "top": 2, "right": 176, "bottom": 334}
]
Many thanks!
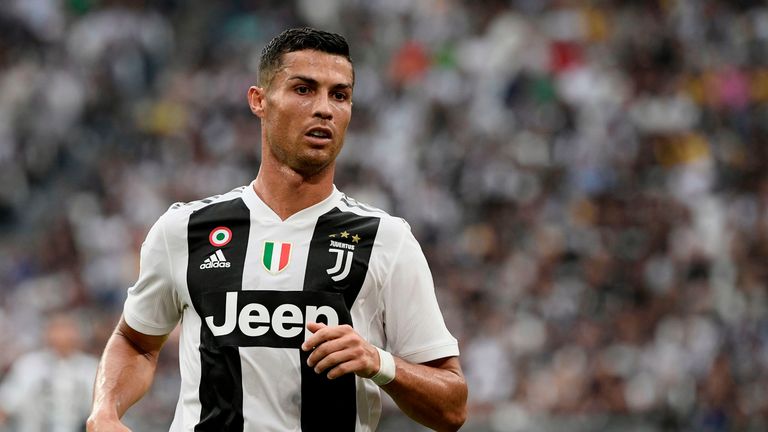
[
  {"left": 301, "top": 323, "right": 329, "bottom": 351},
  {"left": 302, "top": 323, "right": 350, "bottom": 351},
  {"left": 312, "top": 349, "right": 360, "bottom": 375},
  {"left": 306, "top": 335, "right": 349, "bottom": 367},
  {"left": 326, "top": 360, "right": 364, "bottom": 379},
  {"left": 308, "top": 334, "right": 378, "bottom": 375},
  {"left": 306, "top": 321, "right": 327, "bottom": 333},
  {"left": 303, "top": 325, "right": 360, "bottom": 374}
]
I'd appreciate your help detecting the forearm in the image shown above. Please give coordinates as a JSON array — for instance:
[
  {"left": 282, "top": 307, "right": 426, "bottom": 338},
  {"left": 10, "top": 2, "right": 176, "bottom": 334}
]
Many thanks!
[
  {"left": 380, "top": 356, "right": 467, "bottom": 432},
  {"left": 89, "top": 319, "right": 166, "bottom": 424}
]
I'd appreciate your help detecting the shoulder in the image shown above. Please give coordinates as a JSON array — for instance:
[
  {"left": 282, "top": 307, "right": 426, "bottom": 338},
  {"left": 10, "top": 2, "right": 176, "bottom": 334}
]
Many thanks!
[
  {"left": 166, "top": 185, "right": 249, "bottom": 215},
  {"left": 9, "top": 350, "right": 51, "bottom": 371},
  {"left": 157, "top": 185, "right": 249, "bottom": 230},
  {"left": 73, "top": 352, "right": 99, "bottom": 369},
  {"left": 335, "top": 192, "right": 413, "bottom": 241}
]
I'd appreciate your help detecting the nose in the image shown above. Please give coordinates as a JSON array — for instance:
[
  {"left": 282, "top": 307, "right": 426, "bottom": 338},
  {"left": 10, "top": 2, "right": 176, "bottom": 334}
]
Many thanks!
[{"left": 313, "top": 94, "right": 333, "bottom": 120}]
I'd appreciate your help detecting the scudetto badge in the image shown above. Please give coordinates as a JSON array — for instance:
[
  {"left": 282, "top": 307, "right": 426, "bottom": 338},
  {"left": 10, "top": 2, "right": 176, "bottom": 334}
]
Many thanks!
[{"left": 263, "top": 241, "right": 292, "bottom": 274}]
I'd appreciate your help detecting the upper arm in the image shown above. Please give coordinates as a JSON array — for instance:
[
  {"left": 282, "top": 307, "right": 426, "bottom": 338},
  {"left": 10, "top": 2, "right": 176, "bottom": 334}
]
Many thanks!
[
  {"left": 421, "top": 356, "right": 464, "bottom": 379},
  {"left": 115, "top": 316, "right": 168, "bottom": 357},
  {"left": 123, "top": 212, "right": 183, "bottom": 336}
]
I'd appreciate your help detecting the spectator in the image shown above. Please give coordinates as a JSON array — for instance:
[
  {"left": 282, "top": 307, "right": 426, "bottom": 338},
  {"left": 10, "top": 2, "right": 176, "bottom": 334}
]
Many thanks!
[{"left": 0, "top": 313, "right": 98, "bottom": 432}]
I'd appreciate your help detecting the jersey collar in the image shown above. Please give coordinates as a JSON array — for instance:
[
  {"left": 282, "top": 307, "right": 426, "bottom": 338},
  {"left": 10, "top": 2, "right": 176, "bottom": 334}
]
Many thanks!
[{"left": 241, "top": 180, "right": 342, "bottom": 223}]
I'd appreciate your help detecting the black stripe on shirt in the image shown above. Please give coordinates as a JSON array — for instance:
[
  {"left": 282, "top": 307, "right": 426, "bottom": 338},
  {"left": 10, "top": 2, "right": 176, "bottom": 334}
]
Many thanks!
[
  {"left": 300, "top": 208, "right": 381, "bottom": 432},
  {"left": 187, "top": 198, "right": 250, "bottom": 432}
]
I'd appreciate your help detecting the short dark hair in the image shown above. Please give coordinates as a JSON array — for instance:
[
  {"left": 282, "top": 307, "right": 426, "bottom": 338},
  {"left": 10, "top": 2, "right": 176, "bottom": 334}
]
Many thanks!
[{"left": 258, "top": 27, "right": 352, "bottom": 87}]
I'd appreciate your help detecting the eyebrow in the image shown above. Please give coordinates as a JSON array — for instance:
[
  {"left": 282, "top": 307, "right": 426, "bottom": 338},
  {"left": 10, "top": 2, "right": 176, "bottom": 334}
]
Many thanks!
[{"left": 287, "top": 75, "right": 353, "bottom": 90}]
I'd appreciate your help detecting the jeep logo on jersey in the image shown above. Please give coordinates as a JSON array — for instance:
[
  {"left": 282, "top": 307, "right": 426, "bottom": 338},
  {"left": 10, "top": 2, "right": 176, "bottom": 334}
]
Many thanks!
[
  {"left": 263, "top": 241, "right": 291, "bottom": 274},
  {"left": 209, "top": 226, "right": 232, "bottom": 247},
  {"left": 326, "top": 231, "right": 360, "bottom": 282},
  {"left": 200, "top": 290, "right": 351, "bottom": 349}
]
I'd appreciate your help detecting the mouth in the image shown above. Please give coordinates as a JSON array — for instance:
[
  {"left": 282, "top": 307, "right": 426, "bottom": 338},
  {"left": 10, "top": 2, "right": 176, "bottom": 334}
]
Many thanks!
[{"left": 304, "top": 126, "right": 333, "bottom": 145}]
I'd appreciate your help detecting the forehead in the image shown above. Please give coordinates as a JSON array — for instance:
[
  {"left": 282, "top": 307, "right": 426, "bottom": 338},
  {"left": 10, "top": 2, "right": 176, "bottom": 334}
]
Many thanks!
[{"left": 274, "top": 50, "right": 354, "bottom": 86}]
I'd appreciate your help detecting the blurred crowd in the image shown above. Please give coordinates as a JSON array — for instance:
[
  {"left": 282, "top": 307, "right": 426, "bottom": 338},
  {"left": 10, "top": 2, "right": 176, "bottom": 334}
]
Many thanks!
[{"left": 2, "top": 0, "right": 768, "bottom": 430}]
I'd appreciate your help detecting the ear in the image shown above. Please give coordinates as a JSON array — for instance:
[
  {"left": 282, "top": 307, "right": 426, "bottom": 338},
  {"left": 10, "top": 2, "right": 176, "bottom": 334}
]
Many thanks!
[{"left": 248, "top": 86, "right": 266, "bottom": 118}]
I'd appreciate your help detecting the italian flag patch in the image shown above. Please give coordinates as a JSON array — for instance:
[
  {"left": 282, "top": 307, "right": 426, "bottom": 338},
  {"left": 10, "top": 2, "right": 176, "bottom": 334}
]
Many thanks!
[{"left": 263, "top": 241, "right": 291, "bottom": 274}]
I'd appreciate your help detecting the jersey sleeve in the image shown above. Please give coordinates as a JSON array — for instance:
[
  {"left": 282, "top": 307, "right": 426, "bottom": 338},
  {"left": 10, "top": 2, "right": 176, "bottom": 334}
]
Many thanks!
[
  {"left": 382, "top": 223, "right": 459, "bottom": 364},
  {"left": 123, "top": 212, "right": 182, "bottom": 335}
]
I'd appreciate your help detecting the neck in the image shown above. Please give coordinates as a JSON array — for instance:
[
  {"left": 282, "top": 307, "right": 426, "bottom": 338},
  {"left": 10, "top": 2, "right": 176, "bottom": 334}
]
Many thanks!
[{"left": 253, "top": 159, "right": 335, "bottom": 221}]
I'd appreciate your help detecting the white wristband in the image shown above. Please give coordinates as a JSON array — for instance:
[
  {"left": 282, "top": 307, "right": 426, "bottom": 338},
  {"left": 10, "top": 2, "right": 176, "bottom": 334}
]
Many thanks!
[{"left": 371, "top": 347, "right": 396, "bottom": 386}]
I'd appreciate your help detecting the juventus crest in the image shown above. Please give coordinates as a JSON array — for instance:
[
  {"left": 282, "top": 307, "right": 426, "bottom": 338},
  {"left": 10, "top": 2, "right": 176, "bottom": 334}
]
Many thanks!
[{"left": 326, "top": 230, "right": 360, "bottom": 282}]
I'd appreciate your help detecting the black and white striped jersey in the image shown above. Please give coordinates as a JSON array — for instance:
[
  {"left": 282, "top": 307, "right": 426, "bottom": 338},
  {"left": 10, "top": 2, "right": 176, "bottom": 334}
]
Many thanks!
[{"left": 123, "top": 182, "right": 459, "bottom": 432}]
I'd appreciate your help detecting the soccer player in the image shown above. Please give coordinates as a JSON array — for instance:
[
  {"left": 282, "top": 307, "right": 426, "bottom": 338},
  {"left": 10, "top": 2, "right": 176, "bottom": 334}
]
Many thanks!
[{"left": 86, "top": 27, "right": 467, "bottom": 432}]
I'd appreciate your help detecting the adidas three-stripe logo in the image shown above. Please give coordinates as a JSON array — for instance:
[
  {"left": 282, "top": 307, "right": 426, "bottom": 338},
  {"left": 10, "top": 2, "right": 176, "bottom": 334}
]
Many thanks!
[{"left": 200, "top": 250, "right": 231, "bottom": 270}]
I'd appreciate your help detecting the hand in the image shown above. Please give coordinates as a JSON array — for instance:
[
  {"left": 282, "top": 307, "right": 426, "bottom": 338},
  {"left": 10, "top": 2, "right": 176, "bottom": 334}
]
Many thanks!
[
  {"left": 301, "top": 322, "right": 381, "bottom": 380},
  {"left": 86, "top": 414, "right": 132, "bottom": 432}
]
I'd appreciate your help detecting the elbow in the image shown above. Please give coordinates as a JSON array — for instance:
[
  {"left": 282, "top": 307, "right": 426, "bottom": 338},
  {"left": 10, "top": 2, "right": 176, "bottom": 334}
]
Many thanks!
[
  {"left": 435, "top": 408, "right": 466, "bottom": 432},
  {"left": 440, "top": 383, "right": 468, "bottom": 431},
  {"left": 443, "top": 406, "right": 467, "bottom": 431}
]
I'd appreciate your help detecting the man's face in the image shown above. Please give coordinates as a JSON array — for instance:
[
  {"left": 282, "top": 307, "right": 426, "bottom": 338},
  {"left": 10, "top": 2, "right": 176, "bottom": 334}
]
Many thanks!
[{"left": 249, "top": 49, "right": 353, "bottom": 177}]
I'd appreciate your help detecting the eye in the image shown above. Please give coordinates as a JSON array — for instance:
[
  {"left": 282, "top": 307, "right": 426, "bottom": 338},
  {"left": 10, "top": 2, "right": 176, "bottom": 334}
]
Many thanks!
[
  {"left": 295, "top": 85, "right": 310, "bottom": 95},
  {"left": 332, "top": 91, "right": 349, "bottom": 101}
]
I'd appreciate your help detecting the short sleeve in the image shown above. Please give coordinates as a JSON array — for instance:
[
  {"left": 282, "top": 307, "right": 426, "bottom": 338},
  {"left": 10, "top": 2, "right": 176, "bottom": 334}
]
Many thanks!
[
  {"left": 382, "top": 225, "right": 459, "bottom": 364},
  {"left": 123, "top": 213, "right": 182, "bottom": 335}
]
